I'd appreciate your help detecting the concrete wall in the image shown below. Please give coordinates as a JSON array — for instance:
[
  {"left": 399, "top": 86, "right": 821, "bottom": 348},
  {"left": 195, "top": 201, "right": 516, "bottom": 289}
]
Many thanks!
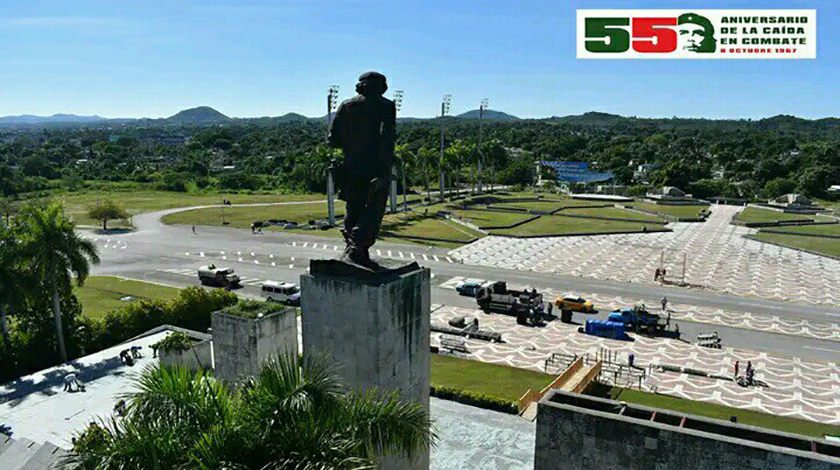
[
  {"left": 159, "top": 339, "right": 213, "bottom": 371},
  {"left": 212, "top": 308, "right": 298, "bottom": 383},
  {"left": 301, "top": 266, "right": 431, "bottom": 470},
  {"left": 535, "top": 390, "right": 840, "bottom": 470}
]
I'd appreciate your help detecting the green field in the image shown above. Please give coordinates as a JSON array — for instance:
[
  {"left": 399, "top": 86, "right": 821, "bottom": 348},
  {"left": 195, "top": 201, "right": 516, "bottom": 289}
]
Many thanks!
[
  {"left": 751, "top": 226, "right": 840, "bottom": 258},
  {"left": 74, "top": 276, "right": 182, "bottom": 319},
  {"left": 629, "top": 202, "right": 709, "bottom": 219},
  {"left": 733, "top": 207, "right": 817, "bottom": 224},
  {"left": 452, "top": 209, "right": 534, "bottom": 228},
  {"left": 431, "top": 355, "right": 554, "bottom": 402},
  {"left": 381, "top": 213, "right": 484, "bottom": 244},
  {"left": 59, "top": 190, "right": 323, "bottom": 228},
  {"left": 490, "top": 213, "right": 663, "bottom": 237},
  {"left": 589, "top": 384, "right": 840, "bottom": 439},
  {"left": 162, "top": 201, "right": 343, "bottom": 229},
  {"left": 561, "top": 206, "right": 664, "bottom": 222}
]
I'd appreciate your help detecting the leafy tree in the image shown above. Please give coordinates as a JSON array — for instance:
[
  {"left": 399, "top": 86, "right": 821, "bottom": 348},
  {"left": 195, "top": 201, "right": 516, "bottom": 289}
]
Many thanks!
[
  {"left": 20, "top": 202, "right": 100, "bottom": 362},
  {"left": 0, "top": 228, "right": 35, "bottom": 344},
  {"left": 763, "top": 177, "right": 797, "bottom": 199},
  {"left": 68, "top": 353, "right": 435, "bottom": 469},
  {"left": 88, "top": 200, "right": 130, "bottom": 230}
]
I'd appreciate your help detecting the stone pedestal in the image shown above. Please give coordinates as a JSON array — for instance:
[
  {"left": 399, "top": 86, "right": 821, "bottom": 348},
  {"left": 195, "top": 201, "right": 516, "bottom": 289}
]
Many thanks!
[
  {"left": 301, "top": 261, "right": 431, "bottom": 470},
  {"left": 212, "top": 308, "right": 298, "bottom": 384}
]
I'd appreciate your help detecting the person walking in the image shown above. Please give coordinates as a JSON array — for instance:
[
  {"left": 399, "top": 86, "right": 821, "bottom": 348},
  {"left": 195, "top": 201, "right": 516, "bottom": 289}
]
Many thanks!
[
  {"left": 734, "top": 360, "right": 740, "bottom": 379},
  {"left": 654, "top": 268, "right": 661, "bottom": 282},
  {"left": 192, "top": 225, "right": 196, "bottom": 234},
  {"left": 661, "top": 296, "right": 668, "bottom": 312}
]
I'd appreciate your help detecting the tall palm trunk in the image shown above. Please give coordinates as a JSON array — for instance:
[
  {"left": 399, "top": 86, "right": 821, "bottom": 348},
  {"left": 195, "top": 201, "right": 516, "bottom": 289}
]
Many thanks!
[
  {"left": 52, "top": 282, "right": 67, "bottom": 362},
  {"left": 0, "top": 304, "right": 9, "bottom": 344}
]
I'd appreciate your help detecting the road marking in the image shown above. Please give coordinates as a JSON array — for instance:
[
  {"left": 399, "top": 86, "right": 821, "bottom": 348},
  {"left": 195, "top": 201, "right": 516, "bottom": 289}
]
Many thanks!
[
  {"left": 291, "top": 257, "right": 295, "bottom": 261},
  {"left": 333, "top": 245, "right": 338, "bottom": 251},
  {"left": 271, "top": 262, "right": 276, "bottom": 266},
  {"left": 398, "top": 251, "right": 404, "bottom": 258},
  {"left": 410, "top": 253, "right": 416, "bottom": 259},
  {"left": 238, "top": 258, "right": 243, "bottom": 262},
  {"left": 422, "top": 254, "right": 428, "bottom": 261},
  {"left": 433, "top": 255, "right": 440, "bottom": 262},
  {"left": 289, "top": 264, "right": 294, "bottom": 268},
  {"left": 254, "top": 260, "right": 260, "bottom": 264},
  {"left": 803, "top": 346, "right": 840, "bottom": 353},
  {"left": 303, "top": 242, "right": 309, "bottom": 248},
  {"left": 222, "top": 256, "right": 227, "bottom": 260},
  {"left": 220, "top": 251, "right": 225, "bottom": 255},
  {"left": 446, "top": 257, "right": 453, "bottom": 263},
  {"left": 269, "top": 254, "right": 274, "bottom": 258},
  {"left": 199, "top": 252, "right": 204, "bottom": 257},
  {"left": 250, "top": 252, "right": 255, "bottom": 256},
  {"left": 377, "top": 249, "right": 382, "bottom": 256}
]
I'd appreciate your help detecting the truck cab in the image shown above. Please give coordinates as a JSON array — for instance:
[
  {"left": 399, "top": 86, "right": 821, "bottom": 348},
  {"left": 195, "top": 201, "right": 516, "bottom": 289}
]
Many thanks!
[{"left": 197, "top": 265, "right": 241, "bottom": 287}]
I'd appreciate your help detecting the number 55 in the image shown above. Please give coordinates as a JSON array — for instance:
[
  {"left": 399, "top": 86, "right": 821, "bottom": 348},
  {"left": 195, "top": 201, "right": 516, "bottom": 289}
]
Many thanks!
[{"left": 585, "top": 18, "right": 630, "bottom": 53}]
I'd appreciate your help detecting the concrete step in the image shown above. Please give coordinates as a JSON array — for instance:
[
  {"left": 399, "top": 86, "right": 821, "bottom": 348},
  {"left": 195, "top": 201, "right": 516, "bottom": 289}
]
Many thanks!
[
  {"left": 22, "top": 441, "right": 67, "bottom": 469},
  {"left": 0, "top": 437, "right": 40, "bottom": 470},
  {"left": 520, "top": 402, "right": 539, "bottom": 422}
]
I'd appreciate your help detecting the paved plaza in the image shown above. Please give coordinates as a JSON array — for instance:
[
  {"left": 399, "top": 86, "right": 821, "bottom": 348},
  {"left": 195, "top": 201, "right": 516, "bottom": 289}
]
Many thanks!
[
  {"left": 431, "top": 304, "right": 840, "bottom": 425},
  {"left": 450, "top": 205, "right": 840, "bottom": 306},
  {"left": 439, "top": 276, "right": 840, "bottom": 344}
]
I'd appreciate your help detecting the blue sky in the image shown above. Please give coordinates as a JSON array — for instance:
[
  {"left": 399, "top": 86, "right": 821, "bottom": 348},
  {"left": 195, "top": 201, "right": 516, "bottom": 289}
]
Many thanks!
[{"left": 0, "top": 0, "right": 836, "bottom": 119}]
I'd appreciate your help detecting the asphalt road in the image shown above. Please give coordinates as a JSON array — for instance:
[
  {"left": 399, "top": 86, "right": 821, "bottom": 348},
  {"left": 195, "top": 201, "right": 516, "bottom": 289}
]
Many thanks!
[{"left": 88, "top": 205, "right": 840, "bottom": 364}]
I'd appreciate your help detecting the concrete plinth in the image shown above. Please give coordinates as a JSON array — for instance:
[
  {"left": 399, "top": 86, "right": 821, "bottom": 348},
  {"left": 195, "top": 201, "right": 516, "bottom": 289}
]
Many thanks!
[
  {"left": 212, "top": 308, "right": 298, "bottom": 384},
  {"left": 301, "top": 262, "right": 431, "bottom": 470}
]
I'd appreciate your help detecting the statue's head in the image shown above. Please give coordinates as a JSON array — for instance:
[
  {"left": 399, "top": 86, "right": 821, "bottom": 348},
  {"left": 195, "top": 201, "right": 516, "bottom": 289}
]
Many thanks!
[
  {"left": 356, "top": 71, "right": 388, "bottom": 97},
  {"left": 677, "top": 13, "right": 716, "bottom": 53}
]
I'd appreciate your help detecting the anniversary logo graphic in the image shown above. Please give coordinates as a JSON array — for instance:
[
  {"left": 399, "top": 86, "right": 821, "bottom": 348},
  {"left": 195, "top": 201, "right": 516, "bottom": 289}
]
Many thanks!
[{"left": 577, "top": 9, "right": 816, "bottom": 59}]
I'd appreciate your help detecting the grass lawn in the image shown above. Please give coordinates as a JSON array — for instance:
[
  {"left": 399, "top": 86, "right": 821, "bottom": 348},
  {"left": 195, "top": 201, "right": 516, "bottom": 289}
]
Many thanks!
[
  {"left": 629, "top": 202, "right": 709, "bottom": 219},
  {"left": 381, "top": 213, "right": 484, "bottom": 245},
  {"left": 492, "top": 198, "right": 599, "bottom": 212},
  {"left": 733, "top": 207, "right": 817, "bottom": 224},
  {"left": 163, "top": 201, "right": 344, "bottom": 229},
  {"left": 751, "top": 228, "right": 840, "bottom": 258},
  {"left": 452, "top": 209, "right": 534, "bottom": 228},
  {"left": 589, "top": 384, "right": 840, "bottom": 439},
  {"left": 58, "top": 190, "right": 323, "bottom": 227},
  {"left": 491, "top": 214, "right": 663, "bottom": 237},
  {"left": 431, "top": 355, "right": 555, "bottom": 402},
  {"left": 561, "top": 206, "right": 665, "bottom": 222},
  {"left": 74, "top": 276, "right": 182, "bottom": 320}
]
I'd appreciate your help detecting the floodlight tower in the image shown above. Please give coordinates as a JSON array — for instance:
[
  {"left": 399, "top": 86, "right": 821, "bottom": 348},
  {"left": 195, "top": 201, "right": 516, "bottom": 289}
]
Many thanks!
[
  {"left": 439, "top": 94, "right": 452, "bottom": 202},
  {"left": 477, "top": 98, "right": 489, "bottom": 194},
  {"left": 392, "top": 90, "right": 405, "bottom": 214},
  {"left": 326, "top": 85, "right": 340, "bottom": 226}
]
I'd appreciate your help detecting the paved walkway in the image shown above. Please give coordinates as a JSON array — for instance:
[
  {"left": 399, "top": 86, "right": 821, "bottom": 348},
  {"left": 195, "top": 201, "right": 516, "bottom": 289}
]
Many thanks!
[
  {"left": 450, "top": 205, "right": 840, "bottom": 306},
  {"left": 432, "top": 304, "right": 840, "bottom": 425}
]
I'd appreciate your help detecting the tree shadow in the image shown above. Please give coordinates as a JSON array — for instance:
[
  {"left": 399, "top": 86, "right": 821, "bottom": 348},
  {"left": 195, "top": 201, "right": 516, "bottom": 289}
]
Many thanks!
[
  {"left": 0, "top": 423, "right": 11, "bottom": 436},
  {"left": 0, "top": 356, "right": 131, "bottom": 408}
]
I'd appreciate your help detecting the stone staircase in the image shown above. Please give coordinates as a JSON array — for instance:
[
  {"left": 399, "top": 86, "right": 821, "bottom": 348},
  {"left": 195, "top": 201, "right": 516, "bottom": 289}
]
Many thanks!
[{"left": 0, "top": 433, "right": 68, "bottom": 470}]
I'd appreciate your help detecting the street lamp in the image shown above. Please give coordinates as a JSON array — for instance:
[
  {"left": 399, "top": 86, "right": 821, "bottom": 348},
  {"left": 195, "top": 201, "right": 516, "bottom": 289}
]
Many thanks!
[
  {"left": 439, "top": 94, "right": 452, "bottom": 202},
  {"left": 326, "top": 85, "right": 340, "bottom": 141},
  {"left": 326, "top": 85, "right": 340, "bottom": 226},
  {"left": 478, "top": 98, "right": 489, "bottom": 193},
  {"left": 393, "top": 91, "right": 405, "bottom": 214}
]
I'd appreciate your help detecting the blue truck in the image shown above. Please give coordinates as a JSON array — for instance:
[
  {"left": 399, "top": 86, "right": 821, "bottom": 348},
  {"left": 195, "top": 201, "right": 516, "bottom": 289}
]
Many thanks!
[{"left": 607, "top": 305, "right": 668, "bottom": 335}]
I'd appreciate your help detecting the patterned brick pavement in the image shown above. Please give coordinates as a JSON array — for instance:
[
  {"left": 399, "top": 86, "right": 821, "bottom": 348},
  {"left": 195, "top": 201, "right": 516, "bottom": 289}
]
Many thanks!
[
  {"left": 432, "top": 304, "right": 840, "bottom": 424},
  {"left": 449, "top": 205, "right": 840, "bottom": 306}
]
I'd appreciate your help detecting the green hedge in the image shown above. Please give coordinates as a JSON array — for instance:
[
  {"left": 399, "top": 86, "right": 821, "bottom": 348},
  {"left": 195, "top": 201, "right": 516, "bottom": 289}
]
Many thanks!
[
  {"left": 77, "top": 286, "right": 237, "bottom": 354},
  {"left": 430, "top": 384, "right": 519, "bottom": 415}
]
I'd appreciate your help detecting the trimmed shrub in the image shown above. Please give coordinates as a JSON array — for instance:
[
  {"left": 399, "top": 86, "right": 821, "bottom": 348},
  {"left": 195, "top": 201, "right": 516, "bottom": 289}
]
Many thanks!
[{"left": 430, "top": 384, "right": 519, "bottom": 415}]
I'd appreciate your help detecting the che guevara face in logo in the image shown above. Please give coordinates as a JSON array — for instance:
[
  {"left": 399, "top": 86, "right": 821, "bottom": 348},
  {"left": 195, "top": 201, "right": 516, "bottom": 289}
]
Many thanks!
[{"left": 677, "top": 13, "right": 716, "bottom": 53}]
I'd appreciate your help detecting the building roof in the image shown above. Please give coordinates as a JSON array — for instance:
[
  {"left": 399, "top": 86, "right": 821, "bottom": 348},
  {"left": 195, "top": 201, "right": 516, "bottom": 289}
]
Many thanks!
[{"left": 0, "top": 329, "right": 174, "bottom": 449}]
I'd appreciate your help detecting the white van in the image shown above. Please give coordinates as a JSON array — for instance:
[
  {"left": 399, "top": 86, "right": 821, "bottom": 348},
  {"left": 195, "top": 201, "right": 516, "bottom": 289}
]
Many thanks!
[{"left": 261, "top": 281, "right": 301, "bottom": 306}]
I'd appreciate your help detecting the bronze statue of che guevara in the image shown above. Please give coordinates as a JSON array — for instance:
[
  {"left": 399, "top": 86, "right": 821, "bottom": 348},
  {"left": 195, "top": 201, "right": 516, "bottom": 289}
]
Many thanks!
[{"left": 327, "top": 71, "right": 396, "bottom": 269}]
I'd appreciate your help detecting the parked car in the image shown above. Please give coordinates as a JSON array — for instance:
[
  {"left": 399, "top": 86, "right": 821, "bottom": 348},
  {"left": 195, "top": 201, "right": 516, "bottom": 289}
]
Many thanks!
[
  {"left": 197, "top": 265, "right": 240, "bottom": 287},
  {"left": 455, "top": 280, "right": 493, "bottom": 297},
  {"left": 261, "top": 281, "right": 301, "bottom": 306},
  {"left": 554, "top": 294, "right": 595, "bottom": 313}
]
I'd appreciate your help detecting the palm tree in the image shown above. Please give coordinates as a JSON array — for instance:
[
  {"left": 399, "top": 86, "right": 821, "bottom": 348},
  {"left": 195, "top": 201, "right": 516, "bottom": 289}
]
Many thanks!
[
  {"left": 67, "top": 353, "right": 435, "bottom": 469},
  {"left": 0, "top": 226, "right": 38, "bottom": 345},
  {"left": 21, "top": 202, "right": 100, "bottom": 362}
]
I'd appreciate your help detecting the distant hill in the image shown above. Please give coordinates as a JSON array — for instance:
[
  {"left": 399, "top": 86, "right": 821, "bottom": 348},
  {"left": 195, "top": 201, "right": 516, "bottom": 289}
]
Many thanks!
[
  {"left": 456, "top": 109, "right": 520, "bottom": 121},
  {"left": 550, "top": 111, "right": 625, "bottom": 126},
  {"left": 0, "top": 114, "right": 106, "bottom": 125},
  {"left": 166, "top": 106, "right": 230, "bottom": 124}
]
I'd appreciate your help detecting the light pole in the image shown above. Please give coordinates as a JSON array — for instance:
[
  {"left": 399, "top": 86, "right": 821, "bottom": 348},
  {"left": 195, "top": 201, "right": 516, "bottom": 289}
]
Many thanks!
[
  {"left": 392, "top": 90, "right": 404, "bottom": 214},
  {"left": 439, "top": 94, "right": 452, "bottom": 202},
  {"left": 477, "top": 98, "right": 489, "bottom": 194},
  {"left": 326, "top": 85, "right": 340, "bottom": 226}
]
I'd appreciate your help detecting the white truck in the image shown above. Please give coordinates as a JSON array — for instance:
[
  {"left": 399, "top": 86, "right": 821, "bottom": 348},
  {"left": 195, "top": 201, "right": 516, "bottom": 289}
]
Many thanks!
[{"left": 197, "top": 265, "right": 241, "bottom": 287}]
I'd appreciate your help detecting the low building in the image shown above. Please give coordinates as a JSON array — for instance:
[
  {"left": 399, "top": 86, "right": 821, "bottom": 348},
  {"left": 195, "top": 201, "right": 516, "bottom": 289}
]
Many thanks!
[
  {"left": 756, "top": 193, "right": 825, "bottom": 214},
  {"left": 828, "top": 185, "right": 840, "bottom": 194},
  {"left": 644, "top": 186, "right": 706, "bottom": 205},
  {"left": 535, "top": 390, "right": 840, "bottom": 470}
]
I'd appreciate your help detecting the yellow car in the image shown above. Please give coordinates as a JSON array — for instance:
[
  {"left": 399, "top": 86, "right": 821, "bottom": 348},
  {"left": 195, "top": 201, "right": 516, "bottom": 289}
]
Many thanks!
[{"left": 554, "top": 295, "right": 595, "bottom": 313}]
